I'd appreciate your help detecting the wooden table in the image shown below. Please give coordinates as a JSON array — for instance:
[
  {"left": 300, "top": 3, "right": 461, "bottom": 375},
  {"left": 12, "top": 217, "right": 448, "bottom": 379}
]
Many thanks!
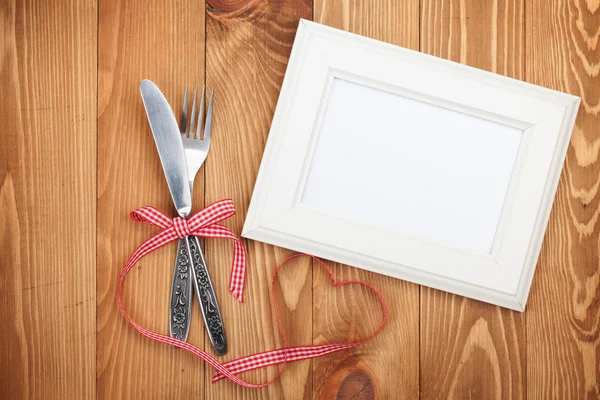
[{"left": 1, "top": 0, "right": 598, "bottom": 398}]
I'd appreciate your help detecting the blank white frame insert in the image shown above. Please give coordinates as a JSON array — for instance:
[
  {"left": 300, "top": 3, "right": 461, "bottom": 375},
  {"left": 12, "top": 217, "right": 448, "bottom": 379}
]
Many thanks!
[
  {"left": 301, "top": 79, "right": 523, "bottom": 254},
  {"left": 242, "top": 20, "right": 580, "bottom": 311}
]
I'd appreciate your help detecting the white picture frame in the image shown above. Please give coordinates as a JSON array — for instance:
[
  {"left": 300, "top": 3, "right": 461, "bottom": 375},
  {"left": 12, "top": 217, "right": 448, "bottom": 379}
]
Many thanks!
[{"left": 242, "top": 19, "right": 580, "bottom": 311}]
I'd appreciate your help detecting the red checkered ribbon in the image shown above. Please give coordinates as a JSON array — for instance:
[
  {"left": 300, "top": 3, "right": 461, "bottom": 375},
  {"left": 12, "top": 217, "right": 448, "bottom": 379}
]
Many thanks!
[
  {"left": 129, "top": 199, "right": 246, "bottom": 302},
  {"left": 118, "top": 222, "right": 387, "bottom": 388}
]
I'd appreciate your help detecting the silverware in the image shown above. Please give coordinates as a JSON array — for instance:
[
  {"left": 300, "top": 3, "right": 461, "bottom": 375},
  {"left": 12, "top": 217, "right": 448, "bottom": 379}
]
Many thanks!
[
  {"left": 173, "top": 85, "right": 226, "bottom": 355},
  {"left": 139, "top": 79, "right": 226, "bottom": 355},
  {"left": 140, "top": 79, "right": 194, "bottom": 342}
]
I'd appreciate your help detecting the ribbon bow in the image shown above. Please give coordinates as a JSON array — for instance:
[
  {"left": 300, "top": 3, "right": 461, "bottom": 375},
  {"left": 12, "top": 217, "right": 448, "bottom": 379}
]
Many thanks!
[{"left": 129, "top": 199, "right": 247, "bottom": 302}]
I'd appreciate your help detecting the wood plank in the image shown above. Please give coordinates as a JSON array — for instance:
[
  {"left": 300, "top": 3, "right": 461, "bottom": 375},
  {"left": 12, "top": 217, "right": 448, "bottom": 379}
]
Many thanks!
[
  {"left": 311, "top": 2, "right": 421, "bottom": 399},
  {"left": 204, "top": 1, "right": 312, "bottom": 398},
  {"left": 0, "top": 0, "right": 96, "bottom": 398},
  {"left": 526, "top": 1, "right": 600, "bottom": 398},
  {"left": 419, "top": 0, "right": 527, "bottom": 398},
  {"left": 97, "top": 1, "right": 206, "bottom": 398}
]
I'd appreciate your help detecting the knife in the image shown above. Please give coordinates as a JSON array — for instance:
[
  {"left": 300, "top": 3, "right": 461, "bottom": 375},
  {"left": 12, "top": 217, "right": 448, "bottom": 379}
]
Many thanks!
[{"left": 139, "top": 79, "right": 227, "bottom": 355}]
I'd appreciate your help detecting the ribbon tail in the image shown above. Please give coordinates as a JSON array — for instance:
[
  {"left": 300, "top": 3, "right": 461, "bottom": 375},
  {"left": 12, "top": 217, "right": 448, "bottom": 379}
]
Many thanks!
[
  {"left": 229, "top": 239, "right": 246, "bottom": 303},
  {"left": 212, "top": 344, "right": 356, "bottom": 383},
  {"left": 195, "top": 224, "right": 247, "bottom": 303}
]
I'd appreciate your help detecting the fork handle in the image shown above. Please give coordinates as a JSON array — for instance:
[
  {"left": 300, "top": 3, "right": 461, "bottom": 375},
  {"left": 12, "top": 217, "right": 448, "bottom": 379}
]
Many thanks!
[
  {"left": 187, "top": 235, "right": 228, "bottom": 355},
  {"left": 169, "top": 239, "right": 193, "bottom": 341}
]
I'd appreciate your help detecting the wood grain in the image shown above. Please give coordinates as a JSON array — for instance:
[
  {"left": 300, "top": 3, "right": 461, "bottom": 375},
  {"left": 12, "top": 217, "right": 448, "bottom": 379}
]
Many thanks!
[
  {"left": 312, "top": 2, "right": 421, "bottom": 399},
  {"left": 419, "top": 0, "right": 527, "bottom": 399},
  {"left": 97, "top": 0, "right": 206, "bottom": 398},
  {"left": 526, "top": 0, "right": 600, "bottom": 398},
  {"left": 204, "top": 1, "right": 312, "bottom": 398},
  {"left": 2, "top": 0, "right": 599, "bottom": 398},
  {"left": 0, "top": 0, "right": 96, "bottom": 398}
]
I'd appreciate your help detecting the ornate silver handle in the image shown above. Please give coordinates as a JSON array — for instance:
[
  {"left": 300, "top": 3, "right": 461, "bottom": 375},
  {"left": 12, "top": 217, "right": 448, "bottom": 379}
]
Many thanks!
[
  {"left": 187, "top": 236, "right": 227, "bottom": 355},
  {"left": 169, "top": 236, "right": 227, "bottom": 355},
  {"left": 169, "top": 239, "right": 193, "bottom": 341}
]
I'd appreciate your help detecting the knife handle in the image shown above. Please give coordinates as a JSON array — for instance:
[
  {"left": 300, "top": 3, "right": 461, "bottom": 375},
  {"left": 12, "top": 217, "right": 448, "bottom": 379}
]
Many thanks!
[
  {"left": 169, "top": 239, "right": 193, "bottom": 341},
  {"left": 186, "top": 235, "right": 228, "bottom": 356}
]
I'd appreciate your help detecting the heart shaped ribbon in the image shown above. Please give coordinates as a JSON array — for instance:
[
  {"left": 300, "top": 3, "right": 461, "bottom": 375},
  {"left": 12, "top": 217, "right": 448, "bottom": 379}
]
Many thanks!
[
  {"left": 118, "top": 202, "right": 387, "bottom": 388},
  {"left": 211, "top": 253, "right": 388, "bottom": 383}
]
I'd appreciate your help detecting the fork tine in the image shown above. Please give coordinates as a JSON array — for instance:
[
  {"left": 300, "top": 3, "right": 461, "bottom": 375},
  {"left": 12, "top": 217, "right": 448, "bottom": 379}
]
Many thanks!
[
  {"left": 196, "top": 85, "right": 205, "bottom": 140},
  {"left": 188, "top": 86, "right": 198, "bottom": 138},
  {"left": 179, "top": 86, "right": 188, "bottom": 134},
  {"left": 203, "top": 88, "right": 214, "bottom": 143}
]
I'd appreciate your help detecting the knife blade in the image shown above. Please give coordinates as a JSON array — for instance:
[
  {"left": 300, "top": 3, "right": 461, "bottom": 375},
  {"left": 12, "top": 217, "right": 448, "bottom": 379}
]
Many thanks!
[{"left": 140, "top": 79, "right": 192, "bottom": 218}]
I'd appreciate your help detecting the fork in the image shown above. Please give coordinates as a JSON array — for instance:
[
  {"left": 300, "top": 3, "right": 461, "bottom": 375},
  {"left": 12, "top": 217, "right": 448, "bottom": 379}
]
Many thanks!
[{"left": 169, "top": 85, "right": 227, "bottom": 355}]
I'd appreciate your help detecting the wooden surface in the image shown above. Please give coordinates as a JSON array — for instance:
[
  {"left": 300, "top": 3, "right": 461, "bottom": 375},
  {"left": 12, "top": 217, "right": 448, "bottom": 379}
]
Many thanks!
[
  {"left": 97, "top": 0, "right": 206, "bottom": 398},
  {"left": 419, "top": 1, "right": 527, "bottom": 399},
  {"left": 0, "top": 0, "right": 97, "bottom": 399},
  {"left": 0, "top": 0, "right": 598, "bottom": 398},
  {"left": 526, "top": 0, "right": 600, "bottom": 398},
  {"left": 204, "top": 2, "right": 313, "bottom": 399},
  {"left": 312, "top": 2, "right": 421, "bottom": 399}
]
